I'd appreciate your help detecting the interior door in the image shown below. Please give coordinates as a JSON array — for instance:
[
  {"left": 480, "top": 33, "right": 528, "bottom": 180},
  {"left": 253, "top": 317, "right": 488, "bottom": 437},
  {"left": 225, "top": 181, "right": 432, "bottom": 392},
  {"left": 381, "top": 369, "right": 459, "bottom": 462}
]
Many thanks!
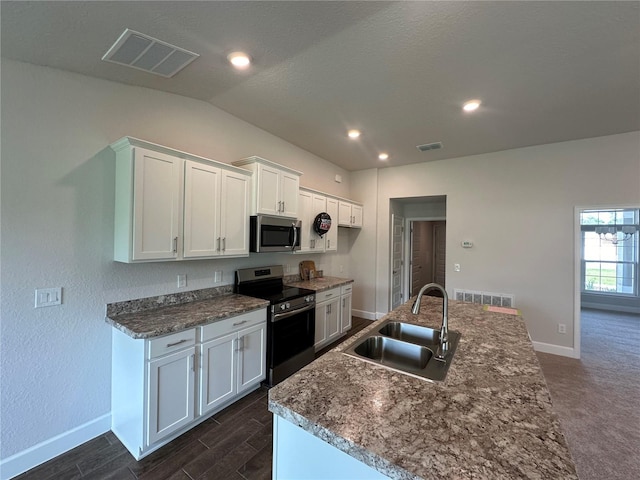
[
  {"left": 433, "top": 221, "right": 446, "bottom": 286},
  {"left": 410, "top": 223, "right": 423, "bottom": 296},
  {"left": 391, "top": 214, "right": 405, "bottom": 310}
]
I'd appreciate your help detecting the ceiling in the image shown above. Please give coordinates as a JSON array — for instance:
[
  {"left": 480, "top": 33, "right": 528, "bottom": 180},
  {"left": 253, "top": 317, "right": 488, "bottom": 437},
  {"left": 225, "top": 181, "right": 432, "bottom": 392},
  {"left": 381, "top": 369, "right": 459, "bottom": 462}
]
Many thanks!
[{"left": 2, "top": 1, "right": 638, "bottom": 172}]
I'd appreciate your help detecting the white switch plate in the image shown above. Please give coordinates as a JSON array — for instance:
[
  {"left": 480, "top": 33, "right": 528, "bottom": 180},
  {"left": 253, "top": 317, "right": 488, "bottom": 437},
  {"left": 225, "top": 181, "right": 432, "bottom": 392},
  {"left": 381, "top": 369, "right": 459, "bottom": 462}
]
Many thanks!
[
  {"left": 214, "top": 271, "right": 222, "bottom": 283},
  {"left": 177, "top": 274, "right": 187, "bottom": 288},
  {"left": 454, "top": 264, "right": 461, "bottom": 272},
  {"left": 35, "top": 288, "right": 62, "bottom": 308},
  {"left": 558, "top": 323, "right": 567, "bottom": 334}
]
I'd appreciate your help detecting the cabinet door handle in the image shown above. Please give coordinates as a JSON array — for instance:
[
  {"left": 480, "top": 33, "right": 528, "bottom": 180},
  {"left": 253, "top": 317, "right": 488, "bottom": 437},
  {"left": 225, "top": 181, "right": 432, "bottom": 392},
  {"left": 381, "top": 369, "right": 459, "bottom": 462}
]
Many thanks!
[
  {"left": 327, "top": 240, "right": 330, "bottom": 248},
  {"left": 233, "top": 320, "right": 248, "bottom": 326},
  {"left": 222, "top": 237, "right": 226, "bottom": 252},
  {"left": 236, "top": 336, "right": 244, "bottom": 351},
  {"left": 173, "top": 237, "right": 178, "bottom": 253},
  {"left": 217, "top": 237, "right": 221, "bottom": 252},
  {"left": 343, "top": 298, "right": 345, "bottom": 308},
  {"left": 277, "top": 201, "right": 282, "bottom": 212},
  {"left": 282, "top": 201, "right": 285, "bottom": 212},
  {"left": 190, "top": 354, "right": 195, "bottom": 372},
  {"left": 167, "top": 338, "right": 189, "bottom": 347},
  {"left": 325, "top": 293, "right": 334, "bottom": 297}
]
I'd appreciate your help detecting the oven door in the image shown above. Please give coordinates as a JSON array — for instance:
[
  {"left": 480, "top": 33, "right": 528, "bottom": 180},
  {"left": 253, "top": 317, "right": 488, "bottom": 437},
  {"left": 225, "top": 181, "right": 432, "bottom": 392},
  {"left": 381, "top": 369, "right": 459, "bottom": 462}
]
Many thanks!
[
  {"left": 268, "top": 303, "right": 315, "bottom": 370},
  {"left": 250, "top": 215, "right": 301, "bottom": 253}
]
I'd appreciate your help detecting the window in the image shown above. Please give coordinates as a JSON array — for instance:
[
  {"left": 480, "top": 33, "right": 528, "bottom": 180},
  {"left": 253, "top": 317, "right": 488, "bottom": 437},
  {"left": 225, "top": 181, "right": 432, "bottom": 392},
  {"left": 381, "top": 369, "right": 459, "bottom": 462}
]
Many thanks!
[{"left": 580, "top": 209, "right": 639, "bottom": 296}]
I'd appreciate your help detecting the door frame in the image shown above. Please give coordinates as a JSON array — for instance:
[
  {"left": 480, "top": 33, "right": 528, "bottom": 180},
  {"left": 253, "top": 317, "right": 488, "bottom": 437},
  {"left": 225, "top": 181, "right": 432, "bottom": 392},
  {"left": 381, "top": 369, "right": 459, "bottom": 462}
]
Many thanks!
[
  {"left": 574, "top": 203, "right": 640, "bottom": 360},
  {"left": 390, "top": 214, "right": 405, "bottom": 310},
  {"left": 405, "top": 216, "right": 446, "bottom": 301}
]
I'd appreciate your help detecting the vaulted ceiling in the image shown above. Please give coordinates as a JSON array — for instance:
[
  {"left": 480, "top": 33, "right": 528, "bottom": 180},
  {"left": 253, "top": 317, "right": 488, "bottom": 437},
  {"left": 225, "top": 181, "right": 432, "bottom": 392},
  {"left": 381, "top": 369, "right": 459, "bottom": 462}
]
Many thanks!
[{"left": 2, "top": 1, "right": 638, "bottom": 171}]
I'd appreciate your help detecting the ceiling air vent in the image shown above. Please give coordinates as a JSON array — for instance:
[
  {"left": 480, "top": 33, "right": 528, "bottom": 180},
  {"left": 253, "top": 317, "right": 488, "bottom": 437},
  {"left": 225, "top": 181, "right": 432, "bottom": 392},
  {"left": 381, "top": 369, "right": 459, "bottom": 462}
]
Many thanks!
[
  {"left": 102, "top": 29, "right": 199, "bottom": 78},
  {"left": 416, "top": 142, "right": 443, "bottom": 152}
]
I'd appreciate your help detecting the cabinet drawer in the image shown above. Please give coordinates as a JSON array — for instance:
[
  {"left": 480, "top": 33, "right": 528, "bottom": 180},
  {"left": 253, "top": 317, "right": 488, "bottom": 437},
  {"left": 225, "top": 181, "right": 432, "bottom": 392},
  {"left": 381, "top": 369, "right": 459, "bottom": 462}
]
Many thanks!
[
  {"left": 200, "top": 308, "right": 266, "bottom": 342},
  {"left": 316, "top": 288, "right": 340, "bottom": 303},
  {"left": 148, "top": 329, "right": 196, "bottom": 359},
  {"left": 341, "top": 284, "right": 353, "bottom": 295}
]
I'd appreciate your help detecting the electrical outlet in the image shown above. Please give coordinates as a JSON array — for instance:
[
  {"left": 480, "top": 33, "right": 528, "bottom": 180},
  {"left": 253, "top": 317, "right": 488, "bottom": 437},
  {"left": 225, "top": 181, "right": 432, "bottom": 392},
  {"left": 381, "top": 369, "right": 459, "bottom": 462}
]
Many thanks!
[
  {"left": 454, "top": 263, "right": 461, "bottom": 272},
  {"left": 339, "top": 265, "right": 344, "bottom": 273},
  {"left": 558, "top": 323, "right": 567, "bottom": 334},
  {"left": 35, "top": 287, "right": 62, "bottom": 308},
  {"left": 177, "top": 274, "right": 187, "bottom": 288},
  {"left": 214, "top": 271, "right": 222, "bottom": 283}
]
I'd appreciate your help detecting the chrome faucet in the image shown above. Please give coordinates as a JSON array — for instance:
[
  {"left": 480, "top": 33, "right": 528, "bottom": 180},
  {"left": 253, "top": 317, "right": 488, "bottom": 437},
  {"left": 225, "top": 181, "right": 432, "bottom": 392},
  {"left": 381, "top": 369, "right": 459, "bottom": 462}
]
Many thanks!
[{"left": 411, "top": 283, "right": 449, "bottom": 360}]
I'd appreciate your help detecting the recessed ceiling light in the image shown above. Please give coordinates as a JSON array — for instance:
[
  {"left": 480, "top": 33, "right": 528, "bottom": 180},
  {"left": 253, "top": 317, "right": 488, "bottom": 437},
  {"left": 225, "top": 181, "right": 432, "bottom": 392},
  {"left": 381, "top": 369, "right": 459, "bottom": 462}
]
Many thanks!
[
  {"left": 347, "top": 129, "right": 361, "bottom": 139},
  {"left": 378, "top": 153, "right": 389, "bottom": 161},
  {"left": 463, "top": 99, "right": 481, "bottom": 112},
  {"left": 227, "top": 51, "right": 251, "bottom": 69}
]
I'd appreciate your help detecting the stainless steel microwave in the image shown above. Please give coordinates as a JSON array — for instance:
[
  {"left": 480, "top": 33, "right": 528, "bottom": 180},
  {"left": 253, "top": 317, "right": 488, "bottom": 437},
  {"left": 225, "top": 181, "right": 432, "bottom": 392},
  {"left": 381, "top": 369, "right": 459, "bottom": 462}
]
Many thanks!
[{"left": 250, "top": 215, "right": 301, "bottom": 253}]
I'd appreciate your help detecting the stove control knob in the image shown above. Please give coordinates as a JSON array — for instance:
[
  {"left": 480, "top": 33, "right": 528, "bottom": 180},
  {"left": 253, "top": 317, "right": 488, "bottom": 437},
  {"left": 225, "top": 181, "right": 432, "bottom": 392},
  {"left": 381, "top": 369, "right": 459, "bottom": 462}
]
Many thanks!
[
  {"left": 280, "top": 304, "right": 286, "bottom": 311},
  {"left": 285, "top": 302, "right": 291, "bottom": 309}
]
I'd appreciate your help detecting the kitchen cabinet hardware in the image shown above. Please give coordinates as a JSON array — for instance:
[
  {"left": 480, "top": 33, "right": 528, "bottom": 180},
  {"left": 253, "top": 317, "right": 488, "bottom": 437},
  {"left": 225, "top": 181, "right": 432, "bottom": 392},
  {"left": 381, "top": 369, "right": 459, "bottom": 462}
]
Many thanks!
[
  {"left": 233, "top": 320, "right": 248, "bottom": 326},
  {"left": 166, "top": 338, "right": 189, "bottom": 347}
]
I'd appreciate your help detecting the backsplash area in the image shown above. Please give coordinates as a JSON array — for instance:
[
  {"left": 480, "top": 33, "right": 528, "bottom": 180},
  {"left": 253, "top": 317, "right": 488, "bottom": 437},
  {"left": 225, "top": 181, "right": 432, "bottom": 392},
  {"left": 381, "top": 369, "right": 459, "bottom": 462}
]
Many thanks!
[
  {"left": 454, "top": 289, "right": 515, "bottom": 308},
  {"left": 106, "top": 285, "right": 234, "bottom": 317}
]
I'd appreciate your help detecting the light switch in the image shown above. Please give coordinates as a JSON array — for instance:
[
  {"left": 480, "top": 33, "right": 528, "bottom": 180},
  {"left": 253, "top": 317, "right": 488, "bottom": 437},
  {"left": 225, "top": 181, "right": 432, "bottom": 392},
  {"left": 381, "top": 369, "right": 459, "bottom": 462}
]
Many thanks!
[
  {"left": 214, "top": 271, "right": 222, "bottom": 283},
  {"left": 35, "top": 288, "right": 62, "bottom": 308},
  {"left": 177, "top": 274, "right": 187, "bottom": 288}
]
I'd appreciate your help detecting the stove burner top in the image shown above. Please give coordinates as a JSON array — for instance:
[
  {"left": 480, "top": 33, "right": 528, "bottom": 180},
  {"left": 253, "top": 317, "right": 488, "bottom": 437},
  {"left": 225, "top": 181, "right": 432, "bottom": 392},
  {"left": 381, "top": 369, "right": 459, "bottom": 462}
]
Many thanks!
[{"left": 235, "top": 265, "right": 315, "bottom": 307}]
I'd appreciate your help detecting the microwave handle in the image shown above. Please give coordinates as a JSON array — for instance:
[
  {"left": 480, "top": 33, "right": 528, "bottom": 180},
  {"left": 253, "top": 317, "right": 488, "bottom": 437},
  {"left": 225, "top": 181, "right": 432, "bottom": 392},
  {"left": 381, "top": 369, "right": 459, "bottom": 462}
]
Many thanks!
[{"left": 290, "top": 223, "right": 298, "bottom": 251}]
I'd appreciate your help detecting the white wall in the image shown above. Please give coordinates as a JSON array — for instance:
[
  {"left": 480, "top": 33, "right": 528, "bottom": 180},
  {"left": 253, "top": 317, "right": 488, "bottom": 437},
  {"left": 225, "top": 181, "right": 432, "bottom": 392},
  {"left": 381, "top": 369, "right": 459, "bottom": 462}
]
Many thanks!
[
  {"left": 0, "top": 59, "right": 355, "bottom": 470},
  {"left": 349, "top": 131, "right": 640, "bottom": 350}
]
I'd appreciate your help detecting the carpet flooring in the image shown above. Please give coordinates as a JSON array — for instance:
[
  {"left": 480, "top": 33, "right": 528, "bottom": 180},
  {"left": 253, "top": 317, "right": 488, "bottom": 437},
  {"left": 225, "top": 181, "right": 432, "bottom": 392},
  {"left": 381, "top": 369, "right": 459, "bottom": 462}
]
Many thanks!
[{"left": 537, "top": 308, "right": 640, "bottom": 480}]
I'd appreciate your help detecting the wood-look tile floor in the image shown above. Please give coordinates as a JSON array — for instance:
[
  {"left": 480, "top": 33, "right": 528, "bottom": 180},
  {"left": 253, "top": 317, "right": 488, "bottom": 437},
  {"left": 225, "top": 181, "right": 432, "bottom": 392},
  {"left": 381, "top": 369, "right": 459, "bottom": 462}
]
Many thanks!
[{"left": 15, "top": 317, "right": 373, "bottom": 480}]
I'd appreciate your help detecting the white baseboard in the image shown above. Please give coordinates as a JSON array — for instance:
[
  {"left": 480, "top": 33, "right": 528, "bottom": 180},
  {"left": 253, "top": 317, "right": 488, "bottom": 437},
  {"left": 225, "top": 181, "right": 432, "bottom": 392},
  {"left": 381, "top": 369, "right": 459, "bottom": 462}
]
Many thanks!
[
  {"left": 581, "top": 302, "right": 640, "bottom": 314},
  {"left": 0, "top": 413, "right": 111, "bottom": 480},
  {"left": 352, "top": 309, "right": 377, "bottom": 321},
  {"left": 532, "top": 341, "right": 579, "bottom": 359}
]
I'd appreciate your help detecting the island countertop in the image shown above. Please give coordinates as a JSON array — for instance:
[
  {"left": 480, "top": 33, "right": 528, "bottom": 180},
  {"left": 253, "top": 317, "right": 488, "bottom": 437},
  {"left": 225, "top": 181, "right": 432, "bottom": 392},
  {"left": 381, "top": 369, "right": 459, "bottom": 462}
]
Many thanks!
[
  {"left": 268, "top": 296, "right": 577, "bottom": 479},
  {"left": 106, "top": 294, "right": 269, "bottom": 339}
]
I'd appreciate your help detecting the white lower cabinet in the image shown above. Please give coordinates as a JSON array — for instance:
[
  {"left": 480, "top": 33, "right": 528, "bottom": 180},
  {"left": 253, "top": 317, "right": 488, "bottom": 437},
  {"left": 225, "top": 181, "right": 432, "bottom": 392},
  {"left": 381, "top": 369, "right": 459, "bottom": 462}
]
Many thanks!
[
  {"left": 111, "top": 308, "right": 266, "bottom": 460},
  {"left": 314, "top": 284, "right": 354, "bottom": 351},
  {"left": 199, "top": 317, "right": 266, "bottom": 415},
  {"left": 314, "top": 288, "right": 342, "bottom": 351},
  {"left": 341, "top": 284, "right": 353, "bottom": 333},
  {"left": 147, "top": 346, "right": 196, "bottom": 445}
]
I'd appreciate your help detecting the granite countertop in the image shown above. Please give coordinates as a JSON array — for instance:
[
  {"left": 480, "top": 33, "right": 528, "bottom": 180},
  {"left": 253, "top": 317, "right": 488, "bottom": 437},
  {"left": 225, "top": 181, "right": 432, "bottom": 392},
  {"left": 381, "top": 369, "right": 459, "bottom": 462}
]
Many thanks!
[
  {"left": 106, "top": 294, "right": 269, "bottom": 339},
  {"left": 269, "top": 296, "right": 577, "bottom": 479},
  {"left": 285, "top": 276, "right": 353, "bottom": 292}
]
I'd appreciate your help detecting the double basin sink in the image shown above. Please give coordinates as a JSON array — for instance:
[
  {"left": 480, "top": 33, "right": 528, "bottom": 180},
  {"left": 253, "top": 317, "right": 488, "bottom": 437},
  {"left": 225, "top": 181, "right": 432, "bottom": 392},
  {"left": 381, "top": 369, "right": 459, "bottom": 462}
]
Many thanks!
[{"left": 343, "top": 319, "right": 460, "bottom": 382}]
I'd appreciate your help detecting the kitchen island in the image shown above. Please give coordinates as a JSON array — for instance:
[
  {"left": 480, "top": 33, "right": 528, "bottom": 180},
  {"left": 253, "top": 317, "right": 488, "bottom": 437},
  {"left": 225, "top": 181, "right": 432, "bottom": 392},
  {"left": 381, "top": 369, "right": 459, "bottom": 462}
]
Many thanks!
[{"left": 268, "top": 296, "right": 577, "bottom": 479}]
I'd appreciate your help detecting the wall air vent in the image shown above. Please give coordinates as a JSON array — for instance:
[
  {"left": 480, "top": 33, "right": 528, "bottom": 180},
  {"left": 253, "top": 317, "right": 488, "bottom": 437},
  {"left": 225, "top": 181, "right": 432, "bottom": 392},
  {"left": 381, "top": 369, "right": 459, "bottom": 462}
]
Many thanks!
[
  {"left": 416, "top": 142, "right": 443, "bottom": 152},
  {"left": 102, "top": 29, "right": 199, "bottom": 78}
]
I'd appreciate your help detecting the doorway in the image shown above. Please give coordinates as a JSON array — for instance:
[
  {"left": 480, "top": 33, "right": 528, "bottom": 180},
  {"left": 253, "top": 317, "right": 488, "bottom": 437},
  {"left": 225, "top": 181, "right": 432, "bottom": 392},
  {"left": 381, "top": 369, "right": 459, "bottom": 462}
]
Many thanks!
[{"left": 409, "top": 220, "right": 446, "bottom": 297}]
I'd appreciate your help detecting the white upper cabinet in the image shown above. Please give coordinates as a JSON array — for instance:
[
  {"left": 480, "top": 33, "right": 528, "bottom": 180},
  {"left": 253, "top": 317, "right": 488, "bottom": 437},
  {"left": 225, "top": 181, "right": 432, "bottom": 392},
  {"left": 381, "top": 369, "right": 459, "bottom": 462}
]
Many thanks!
[
  {"left": 338, "top": 201, "right": 363, "bottom": 228},
  {"left": 233, "top": 157, "right": 301, "bottom": 219},
  {"left": 325, "top": 197, "right": 339, "bottom": 252},
  {"left": 298, "top": 189, "right": 330, "bottom": 253},
  {"left": 112, "top": 137, "right": 250, "bottom": 262},
  {"left": 220, "top": 170, "right": 250, "bottom": 256},
  {"left": 183, "top": 161, "right": 221, "bottom": 258}
]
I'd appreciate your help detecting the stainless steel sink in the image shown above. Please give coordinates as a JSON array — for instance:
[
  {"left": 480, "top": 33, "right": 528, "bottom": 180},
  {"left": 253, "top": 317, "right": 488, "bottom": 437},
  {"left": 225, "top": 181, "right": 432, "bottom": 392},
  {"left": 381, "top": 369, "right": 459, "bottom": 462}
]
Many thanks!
[
  {"left": 353, "top": 336, "right": 432, "bottom": 371},
  {"left": 343, "top": 319, "right": 460, "bottom": 382},
  {"left": 378, "top": 322, "right": 440, "bottom": 346}
]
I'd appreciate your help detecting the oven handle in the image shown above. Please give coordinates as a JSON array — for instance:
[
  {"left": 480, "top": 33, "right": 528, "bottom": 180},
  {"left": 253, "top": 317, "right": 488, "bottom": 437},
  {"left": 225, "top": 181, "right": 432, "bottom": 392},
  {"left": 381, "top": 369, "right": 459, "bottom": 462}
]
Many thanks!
[{"left": 272, "top": 303, "right": 315, "bottom": 322}]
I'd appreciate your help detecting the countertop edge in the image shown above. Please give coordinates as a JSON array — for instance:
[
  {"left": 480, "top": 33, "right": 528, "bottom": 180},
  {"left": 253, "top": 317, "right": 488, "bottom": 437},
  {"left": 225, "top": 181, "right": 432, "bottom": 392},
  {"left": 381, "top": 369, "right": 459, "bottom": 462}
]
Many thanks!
[{"left": 105, "top": 295, "right": 270, "bottom": 339}]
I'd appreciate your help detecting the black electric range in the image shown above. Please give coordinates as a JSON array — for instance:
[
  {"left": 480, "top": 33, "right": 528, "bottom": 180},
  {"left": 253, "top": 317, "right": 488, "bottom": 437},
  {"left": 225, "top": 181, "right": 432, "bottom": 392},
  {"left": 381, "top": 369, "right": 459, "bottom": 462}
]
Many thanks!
[{"left": 235, "top": 265, "right": 316, "bottom": 386}]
